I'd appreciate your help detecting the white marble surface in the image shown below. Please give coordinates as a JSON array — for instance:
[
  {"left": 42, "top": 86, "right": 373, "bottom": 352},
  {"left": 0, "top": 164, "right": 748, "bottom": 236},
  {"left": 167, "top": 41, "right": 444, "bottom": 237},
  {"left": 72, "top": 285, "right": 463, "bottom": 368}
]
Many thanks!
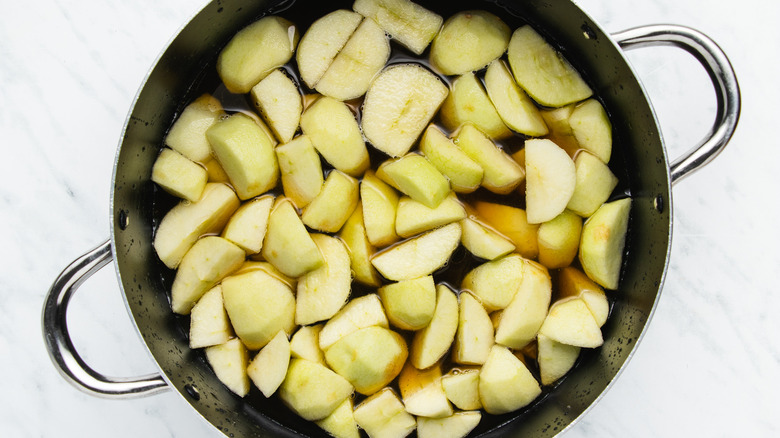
[{"left": 1, "top": 0, "right": 777, "bottom": 437}]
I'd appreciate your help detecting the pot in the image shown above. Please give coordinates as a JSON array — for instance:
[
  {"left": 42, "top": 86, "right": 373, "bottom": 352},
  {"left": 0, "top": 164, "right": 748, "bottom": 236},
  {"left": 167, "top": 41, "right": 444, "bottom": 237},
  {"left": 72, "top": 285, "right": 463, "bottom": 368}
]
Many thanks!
[{"left": 42, "top": 0, "right": 740, "bottom": 436}]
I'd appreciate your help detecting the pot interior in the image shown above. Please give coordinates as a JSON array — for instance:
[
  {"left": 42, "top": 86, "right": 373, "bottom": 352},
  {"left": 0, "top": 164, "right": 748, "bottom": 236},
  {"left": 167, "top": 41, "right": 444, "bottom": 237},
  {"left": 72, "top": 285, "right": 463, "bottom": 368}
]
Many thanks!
[{"left": 111, "top": 0, "right": 671, "bottom": 436}]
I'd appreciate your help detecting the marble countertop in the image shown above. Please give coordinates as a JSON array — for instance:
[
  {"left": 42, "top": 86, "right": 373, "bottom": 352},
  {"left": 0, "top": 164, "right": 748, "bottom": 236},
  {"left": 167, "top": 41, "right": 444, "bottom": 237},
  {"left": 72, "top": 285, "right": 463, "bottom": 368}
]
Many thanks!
[{"left": 2, "top": 0, "right": 777, "bottom": 437}]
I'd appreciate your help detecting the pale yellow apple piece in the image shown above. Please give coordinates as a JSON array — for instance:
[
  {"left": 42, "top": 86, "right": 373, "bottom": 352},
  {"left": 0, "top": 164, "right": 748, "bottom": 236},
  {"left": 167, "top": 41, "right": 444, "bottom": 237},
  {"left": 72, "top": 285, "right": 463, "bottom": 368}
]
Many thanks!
[
  {"left": 460, "top": 217, "right": 516, "bottom": 261},
  {"left": 324, "top": 326, "right": 407, "bottom": 395},
  {"left": 525, "top": 138, "right": 576, "bottom": 224},
  {"left": 316, "top": 17, "right": 390, "bottom": 100},
  {"left": 221, "top": 269, "right": 295, "bottom": 350},
  {"left": 461, "top": 254, "right": 524, "bottom": 312},
  {"left": 398, "top": 361, "right": 452, "bottom": 418},
  {"left": 205, "top": 338, "right": 250, "bottom": 397},
  {"left": 440, "top": 72, "right": 512, "bottom": 140},
  {"left": 537, "top": 333, "right": 580, "bottom": 386},
  {"left": 275, "top": 135, "right": 324, "bottom": 208},
  {"left": 538, "top": 297, "right": 603, "bottom": 348},
  {"left": 484, "top": 59, "right": 548, "bottom": 137},
  {"left": 371, "top": 222, "right": 461, "bottom": 281},
  {"left": 541, "top": 104, "right": 579, "bottom": 157},
  {"left": 494, "top": 260, "right": 552, "bottom": 349},
  {"left": 453, "top": 291, "right": 494, "bottom": 365},
  {"left": 353, "top": 0, "right": 442, "bottom": 55},
  {"left": 221, "top": 195, "right": 273, "bottom": 254},
  {"left": 479, "top": 345, "right": 541, "bottom": 415},
  {"left": 537, "top": 209, "right": 582, "bottom": 269},
  {"left": 410, "top": 284, "right": 459, "bottom": 370},
  {"left": 395, "top": 193, "right": 466, "bottom": 238},
  {"left": 261, "top": 197, "right": 324, "bottom": 278},
  {"left": 441, "top": 367, "right": 481, "bottom": 411},
  {"left": 171, "top": 236, "right": 245, "bottom": 315},
  {"left": 379, "top": 275, "right": 436, "bottom": 331},
  {"left": 507, "top": 25, "right": 593, "bottom": 107},
  {"left": 455, "top": 124, "right": 524, "bottom": 194},
  {"left": 247, "top": 330, "right": 291, "bottom": 397},
  {"left": 430, "top": 10, "right": 510, "bottom": 76},
  {"left": 279, "top": 358, "right": 354, "bottom": 421},
  {"left": 381, "top": 154, "right": 450, "bottom": 209},
  {"left": 338, "top": 204, "right": 383, "bottom": 287},
  {"left": 570, "top": 98, "right": 612, "bottom": 163},
  {"left": 315, "top": 398, "right": 360, "bottom": 438},
  {"left": 154, "top": 182, "right": 239, "bottom": 269},
  {"left": 557, "top": 266, "right": 609, "bottom": 327},
  {"left": 418, "top": 124, "right": 483, "bottom": 193},
  {"left": 579, "top": 198, "right": 631, "bottom": 289},
  {"left": 296, "top": 9, "right": 363, "bottom": 89},
  {"left": 189, "top": 286, "right": 233, "bottom": 349},
  {"left": 296, "top": 234, "right": 352, "bottom": 325},
  {"left": 319, "top": 294, "right": 389, "bottom": 351},
  {"left": 290, "top": 324, "right": 326, "bottom": 365},
  {"left": 417, "top": 411, "right": 482, "bottom": 438},
  {"left": 203, "top": 158, "right": 230, "bottom": 183},
  {"left": 567, "top": 150, "right": 618, "bottom": 217},
  {"left": 300, "top": 96, "right": 370, "bottom": 177},
  {"left": 361, "top": 170, "right": 400, "bottom": 247},
  {"left": 206, "top": 112, "right": 279, "bottom": 200},
  {"left": 472, "top": 201, "right": 538, "bottom": 259},
  {"left": 233, "top": 260, "right": 297, "bottom": 289},
  {"left": 250, "top": 69, "right": 302, "bottom": 144},
  {"left": 361, "top": 64, "right": 449, "bottom": 157},
  {"left": 217, "top": 16, "right": 298, "bottom": 94},
  {"left": 151, "top": 148, "right": 208, "bottom": 202},
  {"left": 374, "top": 158, "right": 402, "bottom": 191},
  {"left": 165, "top": 94, "right": 224, "bottom": 163},
  {"left": 302, "top": 170, "right": 359, "bottom": 233},
  {"left": 353, "top": 388, "right": 417, "bottom": 438}
]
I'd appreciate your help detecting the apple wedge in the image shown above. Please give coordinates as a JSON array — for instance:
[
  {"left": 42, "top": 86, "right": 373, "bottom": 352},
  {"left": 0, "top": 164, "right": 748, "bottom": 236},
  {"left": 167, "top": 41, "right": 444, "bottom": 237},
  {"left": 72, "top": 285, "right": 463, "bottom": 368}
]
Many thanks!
[
  {"left": 290, "top": 324, "right": 326, "bottom": 365},
  {"left": 494, "top": 260, "right": 552, "bottom": 349},
  {"left": 460, "top": 217, "right": 516, "bottom": 261},
  {"left": 319, "top": 293, "right": 389, "bottom": 351},
  {"left": 217, "top": 16, "right": 298, "bottom": 94},
  {"left": 279, "top": 358, "right": 354, "bottom": 421},
  {"left": 205, "top": 338, "right": 250, "bottom": 397},
  {"left": 455, "top": 123, "right": 524, "bottom": 194},
  {"left": 472, "top": 201, "right": 538, "bottom": 259},
  {"left": 537, "top": 333, "right": 580, "bottom": 386},
  {"left": 338, "top": 204, "right": 383, "bottom": 287},
  {"left": 361, "top": 63, "right": 449, "bottom": 157},
  {"left": 567, "top": 150, "right": 619, "bottom": 217},
  {"left": 441, "top": 367, "right": 481, "bottom": 411},
  {"left": 538, "top": 297, "right": 603, "bottom": 348},
  {"left": 395, "top": 193, "right": 466, "bottom": 238},
  {"left": 398, "top": 361, "right": 453, "bottom": 418},
  {"left": 301, "top": 170, "right": 359, "bottom": 233},
  {"left": 570, "top": 98, "right": 612, "bottom": 164},
  {"left": 247, "top": 330, "right": 291, "bottom": 397},
  {"left": 507, "top": 25, "right": 592, "bottom": 107},
  {"left": 536, "top": 209, "right": 582, "bottom": 269},
  {"left": 261, "top": 197, "right": 324, "bottom": 278},
  {"left": 461, "top": 254, "right": 524, "bottom": 312},
  {"left": 524, "top": 138, "right": 576, "bottom": 224},
  {"left": 440, "top": 72, "right": 512, "bottom": 140},
  {"left": 189, "top": 285, "right": 233, "bottom": 349},
  {"left": 296, "top": 9, "right": 363, "bottom": 89},
  {"left": 418, "top": 124, "right": 484, "bottom": 193},
  {"left": 479, "top": 345, "right": 541, "bottom": 415},
  {"left": 410, "top": 284, "right": 459, "bottom": 370},
  {"left": 484, "top": 59, "right": 548, "bottom": 137},
  {"left": 429, "top": 10, "right": 510, "bottom": 76},
  {"left": 453, "top": 291, "right": 494, "bottom": 365},
  {"left": 579, "top": 198, "right": 631, "bottom": 289},
  {"left": 315, "top": 398, "right": 360, "bottom": 438},
  {"left": 221, "top": 195, "right": 273, "bottom": 254},
  {"left": 353, "top": 0, "right": 443, "bottom": 55},
  {"left": 275, "top": 135, "right": 324, "bottom": 208},
  {"left": 203, "top": 158, "right": 230, "bottom": 183},
  {"left": 417, "top": 411, "right": 482, "bottom": 438},
  {"left": 151, "top": 148, "right": 208, "bottom": 202},
  {"left": 232, "top": 260, "right": 296, "bottom": 289},
  {"left": 380, "top": 154, "right": 450, "bottom": 209},
  {"left": 164, "top": 94, "right": 224, "bottom": 163},
  {"left": 371, "top": 222, "right": 461, "bottom": 281},
  {"left": 361, "top": 170, "right": 400, "bottom": 247},
  {"left": 379, "top": 275, "right": 436, "bottom": 331},
  {"left": 296, "top": 234, "right": 352, "bottom": 325},
  {"left": 353, "top": 388, "right": 417, "bottom": 438},
  {"left": 250, "top": 68, "right": 301, "bottom": 144},
  {"left": 541, "top": 104, "right": 579, "bottom": 157},
  {"left": 557, "top": 266, "right": 610, "bottom": 327}
]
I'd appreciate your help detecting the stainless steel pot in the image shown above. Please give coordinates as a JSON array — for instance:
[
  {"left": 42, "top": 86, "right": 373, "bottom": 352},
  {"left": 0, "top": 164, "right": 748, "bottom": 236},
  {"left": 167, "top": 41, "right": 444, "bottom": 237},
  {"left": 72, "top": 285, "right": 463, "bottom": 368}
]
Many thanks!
[{"left": 42, "top": 0, "right": 740, "bottom": 436}]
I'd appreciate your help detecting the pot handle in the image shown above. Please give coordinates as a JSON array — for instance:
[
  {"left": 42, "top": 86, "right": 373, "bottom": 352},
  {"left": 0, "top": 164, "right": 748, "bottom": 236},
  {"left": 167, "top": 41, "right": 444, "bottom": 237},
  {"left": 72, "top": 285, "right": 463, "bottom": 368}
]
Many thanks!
[
  {"left": 42, "top": 239, "right": 169, "bottom": 398},
  {"left": 612, "top": 24, "right": 740, "bottom": 186}
]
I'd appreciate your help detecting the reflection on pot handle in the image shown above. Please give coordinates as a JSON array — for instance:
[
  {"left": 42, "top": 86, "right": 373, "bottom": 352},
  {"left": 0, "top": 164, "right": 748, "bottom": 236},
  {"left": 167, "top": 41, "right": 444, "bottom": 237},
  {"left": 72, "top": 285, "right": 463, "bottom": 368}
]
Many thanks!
[
  {"left": 42, "top": 239, "right": 169, "bottom": 398},
  {"left": 613, "top": 25, "right": 740, "bottom": 186}
]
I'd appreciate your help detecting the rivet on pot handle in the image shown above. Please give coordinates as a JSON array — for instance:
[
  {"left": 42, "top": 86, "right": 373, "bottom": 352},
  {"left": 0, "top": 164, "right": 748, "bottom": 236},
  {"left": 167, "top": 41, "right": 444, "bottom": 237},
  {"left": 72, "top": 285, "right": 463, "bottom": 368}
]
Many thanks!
[
  {"left": 42, "top": 239, "right": 169, "bottom": 398},
  {"left": 612, "top": 25, "right": 741, "bottom": 186}
]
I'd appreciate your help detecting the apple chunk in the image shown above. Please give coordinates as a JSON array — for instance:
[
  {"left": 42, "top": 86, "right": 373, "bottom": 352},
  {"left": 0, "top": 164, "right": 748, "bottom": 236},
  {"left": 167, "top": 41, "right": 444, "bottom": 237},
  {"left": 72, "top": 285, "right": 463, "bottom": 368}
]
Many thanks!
[
  {"left": 319, "top": 293, "right": 389, "bottom": 351},
  {"left": 537, "top": 333, "right": 580, "bottom": 386},
  {"left": 274, "top": 135, "right": 324, "bottom": 208},
  {"left": 429, "top": 10, "right": 510, "bottom": 76},
  {"left": 484, "top": 59, "right": 548, "bottom": 137},
  {"left": 361, "top": 170, "right": 400, "bottom": 247},
  {"left": 301, "top": 170, "right": 359, "bottom": 233},
  {"left": 570, "top": 98, "right": 613, "bottom": 164},
  {"left": 536, "top": 209, "right": 582, "bottom": 269},
  {"left": 247, "top": 330, "right": 290, "bottom": 397},
  {"left": 461, "top": 254, "right": 524, "bottom": 312},
  {"left": 353, "top": 388, "right": 417, "bottom": 438},
  {"left": 472, "top": 201, "right": 538, "bottom": 259},
  {"left": 460, "top": 217, "right": 516, "bottom": 261},
  {"left": 279, "top": 358, "right": 354, "bottom": 421},
  {"left": 353, "top": 0, "right": 443, "bottom": 55},
  {"left": 290, "top": 324, "right": 326, "bottom": 365},
  {"left": 538, "top": 297, "right": 603, "bottom": 348},
  {"left": 296, "top": 234, "right": 352, "bottom": 325},
  {"left": 315, "top": 398, "right": 360, "bottom": 438},
  {"left": 557, "top": 266, "right": 610, "bottom": 327},
  {"left": 151, "top": 148, "right": 208, "bottom": 202},
  {"left": 455, "top": 123, "right": 524, "bottom": 194},
  {"left": 296, "top": 9, "right": 363, "bottom": 89},
  {"left": 441, "top": 367, "right": 481, "bottom": 411},
  {"left": 417, "top": 411, "right": 481, "bottom": 438},
  {"left": 381, "top": 154, "right": 450, "bottom": 209},
  {"left": 250, "top": 69, "right": 301, "bottom": 144},
  {"left": 440, "top": 72, "right": 511, "bottom": 140},
  {"left": 261, "top": 197, "right": 324, "bottom": 278},
  {"left": 221, "top": 195, "right": 273, "bottom": 254},
  {"left": 410, "top": 284, "right": 459, "bottom": 370},
  {"left": 524, "top": 138, "right": 576, "bottom": 224},
  {"left": 379, "top": 275, "right": 436, "bottom": 331},
  {"left": 398, "top": 361, "right": 452, "bottom": 418},
  {"left": 479, "top": 345, "right": 541, "bottom": 415},
  {"left": 419, "top": 124, "right": 484, "bottom": 193},
  {"left": 567, "top": 150, "right": 618, "bottom": 218},
  {"left": 205, "top": 338, "right": 250, "bottom": 397},
  {"left": 579, "top": 198, "right": 631, "bottom": 289},
  {"left": 164, "top": 94, "right": 224, "bottom": 163},
  {"left": 395, "top": 193, "right": 466, "bottom": 238},
  {"left": 494, "top": 260, "right": 552, "bottom": 349},
  {"left": 338, "top": 204, "right": 383, "bottom": 287},
  {"left": 453, "top": 291, "right": 494, "bottom": 365},
  {"left": 371, "top": 222, "right": 461, "bottom": 281},
  {"left": 189, "top": 285, "right": 233, "bottom": 349}
]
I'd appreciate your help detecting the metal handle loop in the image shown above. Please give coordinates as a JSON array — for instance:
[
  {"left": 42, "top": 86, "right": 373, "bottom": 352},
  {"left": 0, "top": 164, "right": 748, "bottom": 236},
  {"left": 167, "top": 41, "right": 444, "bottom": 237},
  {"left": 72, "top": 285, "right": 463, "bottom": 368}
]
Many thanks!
[
  {"left": 42, "top": 239, "right": 169, "bottom": 398},
  {"left": 613, "top": 24, "right": 741, "bottom": 185}
]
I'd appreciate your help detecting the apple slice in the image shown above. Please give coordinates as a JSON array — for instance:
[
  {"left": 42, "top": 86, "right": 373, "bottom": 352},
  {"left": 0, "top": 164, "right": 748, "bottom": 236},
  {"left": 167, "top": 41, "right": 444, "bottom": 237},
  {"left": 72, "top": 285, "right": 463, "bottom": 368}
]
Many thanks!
[
  {"left": 232, "top": 260, "right": 296, "bottom": 289},
  {"left": 296, "top": 234, "right": 352, "bottom": 325},
  {"left": 479, "top": 345, "right": 541, "bottom": 415},
  {"left": 290, "top": 324, "right": 326, "bottom": 365},
  {"left": 301, "top": 170, "right": 359, "bottom": 233},
  {"left": 453, "top": 291, "right": 494, "bottom": 365},
  {"left": 567, "top": 150, "right": 619, "bottom": 217},
  {"left": 579, "top": 198, "right": 631, "bottom": 289},
  {"left": 316, "top": 17, "right": 390, "bottom": 100},
  {"left": 380, "top": 154, "right": 451, "bottom": 209},
  {"left": 536, "top": 209, "right": 582, "bottom": 269},
  {"left": 338, "top": 204, "right": 383, "bottom": 287},
  {"left": 170, "top": 236, "right": 245, "bottom": 315},
  {"left": 353, "top": 0, "right": 442, "bottom": 55},
  {"left": 151, "top": 148, "right": 208, "bottom": 202},
  {"left": 361, "top": 170, "right": 400, "bottom": 247},
  {"left": 570, "top": 98, "right": 612, "bottom": 163},
  {"left": 379, "top": 275, "right": 436, "bottom": 331},
  {"left": 455, "top": 123, "right": 524, "bottom": 194},
  {"left": 361, "top": 64, "right": 449, "bottom": 157},
  {"left": 279, "top": 358, "right": 354, "bottom": 421},
  {"left": 275, "top": 135, "right": 324, "bottom": 208},
  {"left": 189, "top": 285, "right": 233, "bottom": 349},
  {"left": 461, "top": 254, "right": 524, "bottom": 312},
  {"left": 205, "top": 338, "right": 250, "bottom": 397},
  {"left": 538, "top": 297, "right": 603, "bottom": 348},
  {"left": 261, "top": 197, "right": 324, "bottom": 278},
  {"left": 247, "top": 330, "right": 291, "bottom": 397},
  {"left": 472, "top": 201, "right": 538, "bottom": 259},
  {"left": 221, "top": 195, "right": 273, "bottom": 254},
  {"left": 441, "top": 367, "right": 481, "bottom": 411},
  {"left": 419, "top": 124, "right": 484, "bottom": 193},
  {"left": 250, "top": 69, "right": 301, "bottom": 144},
  {"left": 165, "top": 94, "right": 224, "bottom": 163},
  {"left": 324, "top": 326, "right": 408, "bottom": 395},
  {"left": 353, "top": 388, "right": 417, "bottom": 438},
  {"left": 507, "top": 25, "right": 592, "bottom": 107},
  {"left": 221, "top": 269, "right": 296, "bottom": 350},
  {"left": 417, "top": 411, "right": 481, "bottom": 438},
  {"left": 430, "top": 10, "right": 510, "bottom": 76},
  {"left": 440, "top": 72, "right": 512, "bottom": 140},
  {"left": 203, "top": 158, "right": 230, "bottom": 183},
  {"left": 541, "top": 104, "right": 579, "bottom": 157},
  {"left": 154, "top": 182, "right": 239, "bottom": 269},
  {"left": 557, "top": 266, "right": 609, "bottom": 327},
  {"left": 319, "top": 293, "right": 389, "bottom": 351},
  {"left": 315, "top": 398, "right": 360, "bottom": 438},
  {"left": 395, "top": 193, "right": 466, "bottom": 238},
  {"left": 296, "top": 10, "right": 363, "bottom": 89},
  {"left": 300, "top": 96, "right": 370, "bottom": 177},
  {"left": 460, "top": 217, "right": 516, "bottom": 261},
  {"left": 525, "top": 138, "right": 576, "bottom": 224},
  {"left": 410, "top": 284, "right": 459, "bottom": 370},
  {"left": 371, "top": 222, "right": 461, "bottom": 281},
  {"left": 217, "top": 16, "right": 298, "bottom": 94},
  {"left": 484, "top": 59, "right": 548, "bottom": 137},
  {"left": 398, "top": 361, "right": 453, "bottom": 418},
  {"left": 494, "top": 260, "right": 552, "bottom": 349},
  {"left": 537, "top": 333, "right": 580, "bottom": 386}
]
